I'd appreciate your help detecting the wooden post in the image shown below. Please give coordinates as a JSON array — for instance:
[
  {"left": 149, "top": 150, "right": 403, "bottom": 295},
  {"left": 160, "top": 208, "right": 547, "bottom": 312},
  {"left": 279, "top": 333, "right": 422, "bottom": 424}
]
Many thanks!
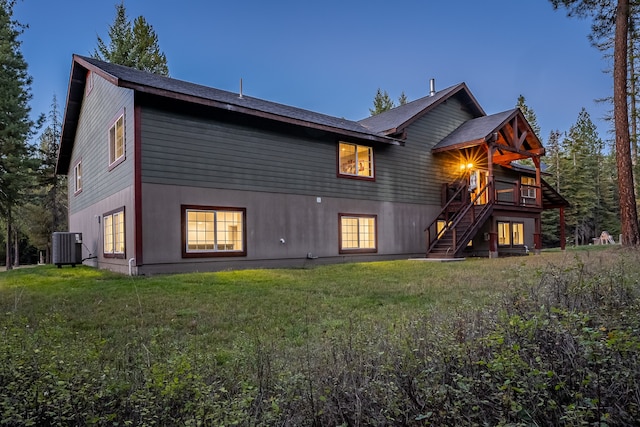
[
  {"left": 534, "top": 216, "right": 542, "bottom": 255},
  {"left": 489, "top": 218, "right": 498, "bottom": 258},
  {"left": 533, "top": 157, "right": 542, "bottom": 208},
  {"left": 487, "top": 144, "right": 495, "bottom": 204}
]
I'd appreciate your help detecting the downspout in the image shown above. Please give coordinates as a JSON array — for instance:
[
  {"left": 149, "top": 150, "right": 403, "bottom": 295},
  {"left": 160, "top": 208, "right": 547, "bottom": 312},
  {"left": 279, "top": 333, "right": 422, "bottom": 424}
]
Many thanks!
[{"left": 128, "top": 258, "right": 136, "bottom": 276}]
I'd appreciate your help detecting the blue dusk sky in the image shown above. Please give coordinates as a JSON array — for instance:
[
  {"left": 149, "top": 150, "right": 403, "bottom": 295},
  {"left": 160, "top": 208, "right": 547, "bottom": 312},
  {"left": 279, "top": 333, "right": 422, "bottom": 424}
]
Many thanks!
[{"left": 15, "top": 0, "right": 612, "bottom": 143}]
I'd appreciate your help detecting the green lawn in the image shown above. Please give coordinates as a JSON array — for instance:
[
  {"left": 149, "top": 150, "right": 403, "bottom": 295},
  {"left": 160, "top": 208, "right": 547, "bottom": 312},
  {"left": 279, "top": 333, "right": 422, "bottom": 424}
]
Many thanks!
[
  {"left": 0, "top": 248, "right": 619, "bottom": 363},
  {"left": 1, "top": 253, "right": 555, "bottom": 346},
  {"left": 1, "top": 246, "right": 636, "bottom": 425}
]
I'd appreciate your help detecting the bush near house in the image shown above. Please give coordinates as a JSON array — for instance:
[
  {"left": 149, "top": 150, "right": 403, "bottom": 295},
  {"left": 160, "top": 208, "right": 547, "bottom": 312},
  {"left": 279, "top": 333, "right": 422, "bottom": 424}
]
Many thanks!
[{"left": 1, "top": 247, "right": 638, "bottom": 425}]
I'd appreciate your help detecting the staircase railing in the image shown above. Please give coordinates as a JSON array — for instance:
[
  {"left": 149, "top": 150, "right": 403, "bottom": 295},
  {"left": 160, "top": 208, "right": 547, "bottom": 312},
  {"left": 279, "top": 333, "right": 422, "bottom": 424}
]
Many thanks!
[{"left": 425, "top": 180, "right": 493, "bottom": 256}]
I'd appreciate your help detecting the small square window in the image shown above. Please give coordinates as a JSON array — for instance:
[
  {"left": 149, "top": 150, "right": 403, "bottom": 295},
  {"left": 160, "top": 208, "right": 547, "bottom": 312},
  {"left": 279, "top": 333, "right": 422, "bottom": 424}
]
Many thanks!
[
  {"left": 521, "top": 176, "right": 536, "bottom": 199},
  {"left": 338, "top": 142, "right": 374, "bottom": 179}
]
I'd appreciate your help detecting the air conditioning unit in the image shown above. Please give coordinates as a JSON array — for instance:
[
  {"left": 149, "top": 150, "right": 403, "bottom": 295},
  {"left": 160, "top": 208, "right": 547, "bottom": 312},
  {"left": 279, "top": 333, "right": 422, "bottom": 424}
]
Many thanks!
[{"left": 52, "top": 232, "right": 83, "bottom": 267}]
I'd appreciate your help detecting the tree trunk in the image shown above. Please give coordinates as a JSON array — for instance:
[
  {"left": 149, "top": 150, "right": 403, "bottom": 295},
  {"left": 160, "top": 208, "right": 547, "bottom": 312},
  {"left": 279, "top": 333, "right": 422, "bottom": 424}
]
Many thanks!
[
  {"left": 13, "top": 227, "right": 19, "bottom": 267},
  {"left": 614, "top": 0, "right": 640, "bottom": 245},
  {"left": 5, "top": 209, "right": 11, "bottom": 271}
]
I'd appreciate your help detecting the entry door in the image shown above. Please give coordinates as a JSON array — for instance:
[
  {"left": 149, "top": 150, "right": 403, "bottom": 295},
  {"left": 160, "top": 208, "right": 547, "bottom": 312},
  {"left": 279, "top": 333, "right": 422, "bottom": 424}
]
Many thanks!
[{"left": 471, "top": 170, "right": 488, "bottom": 205}]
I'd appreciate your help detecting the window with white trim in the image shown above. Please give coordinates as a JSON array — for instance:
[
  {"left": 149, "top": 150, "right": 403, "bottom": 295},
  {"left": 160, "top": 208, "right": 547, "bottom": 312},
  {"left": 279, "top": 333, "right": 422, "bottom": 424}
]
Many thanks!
[
  {"left": 182, "top": 206, "right": 246, "bottom": 257},
  {"left": 339, "top": 214, "right": 377, "bottom": 253},
  {"left": 73, "top": 161, "right": 82, "bottom": 194},
  {"left": 109, "top": 113, "right": 125, "bottom": 167},
  {"left": 338, "top": 142, "right": 373, "bottom": 178},
  {"left": 104, "top": 207, "right": 125, "bottom": 257},
  {"left": 521, "top": 176, "right": 536, "bottom": 199}
]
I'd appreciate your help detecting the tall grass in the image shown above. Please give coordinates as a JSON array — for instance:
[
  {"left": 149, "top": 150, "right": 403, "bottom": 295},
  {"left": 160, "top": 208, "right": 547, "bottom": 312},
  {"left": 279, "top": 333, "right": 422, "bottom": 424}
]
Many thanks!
[{"left": 1, "top": 247, "right": 638, "bottom": 425}]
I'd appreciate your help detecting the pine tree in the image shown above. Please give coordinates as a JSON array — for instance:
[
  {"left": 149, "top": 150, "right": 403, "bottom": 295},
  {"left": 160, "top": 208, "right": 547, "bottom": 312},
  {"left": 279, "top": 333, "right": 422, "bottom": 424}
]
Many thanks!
[
  {"left": 515, "top": 95, "right": 541, "bottom": 167},
  {"left": 551, "top": 0, "right": 640, "bottom": 245},
  {"left": 131, "top": 16, "right": 169, "bottom": 75},
  {"left": 541, "top": 129, "right": 562, "bottom": 246},
  {"left": 94, "top": 2, "right": 132, "bottom": 66},
  {"left": 94, "top": 2, "right": 169, "bottom": 76},
  {"left": 398, "top": 91, "right": 408, "bottom": 106},
  {"left": 516, "top": 94, "right": 541, "bottom": 136},
  {"left": 369, "top": 88, "right": 395, "bottom": 116},
  {"left": 560, "top": 109, "right": 604, "bottom": 245},
  {"left": 23, "top": 95, "right": 67, "bottom": 263},
  {"left": 0, "top": 0, "right": 39, "bottom": 269}
]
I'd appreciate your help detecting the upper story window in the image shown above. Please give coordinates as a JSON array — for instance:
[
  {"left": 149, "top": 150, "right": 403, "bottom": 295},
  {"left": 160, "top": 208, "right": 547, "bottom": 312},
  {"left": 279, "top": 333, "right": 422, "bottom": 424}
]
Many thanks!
[
  {"left": 338, "top": 142, "right": 374, "bottom": 179},
  {"left": 182, "top": 205, "right": 247, "bottom": 258},
  {"left": 521, "top": 176, "right": 536, "bottom": 199},
  {"left": 73, "top": 160, "right": 82, "bottom": 194},
  {"left": 109, "top": 110, "right": 125, "bottom": 169}
]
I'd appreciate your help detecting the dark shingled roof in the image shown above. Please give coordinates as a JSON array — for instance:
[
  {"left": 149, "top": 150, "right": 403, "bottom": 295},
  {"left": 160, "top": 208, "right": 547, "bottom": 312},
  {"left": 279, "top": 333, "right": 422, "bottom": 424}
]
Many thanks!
[
  {"left": 358, "top": 83, "right": 485, "bottom": 135},
  {"left": 57, "top": 55, "right": 401, "bottom": 174},
  {"left": 432, "top": 109, "right": 517, "bottom": 152}
]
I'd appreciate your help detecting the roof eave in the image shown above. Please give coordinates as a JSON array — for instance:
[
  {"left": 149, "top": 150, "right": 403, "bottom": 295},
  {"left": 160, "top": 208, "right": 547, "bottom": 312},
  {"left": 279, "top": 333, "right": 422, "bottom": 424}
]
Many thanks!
[
  {"left": 122, "top": 80, "right": 401, "bottom": 145},
  {"left": 56, "top": 56, "right": 402, "bottom": 175},
  {"left": 432, "top": 138, "right": 486, "bottom": 153},
  {"left": 396, "top": 83, "right": 486, "bottom": 134}
]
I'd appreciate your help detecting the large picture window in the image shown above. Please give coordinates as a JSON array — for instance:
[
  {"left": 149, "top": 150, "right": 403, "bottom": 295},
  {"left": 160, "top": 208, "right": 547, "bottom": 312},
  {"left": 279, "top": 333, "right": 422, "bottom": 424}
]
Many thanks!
[
  {"left": 182, "top": 205, "right": 246, "bottom": 258},
  {"left": 338, "top": 142, "right": 374, "bottom": 179},
  {"left": 498, "top": 221, "right": 524, "bottom": 247},
  {"left": 104, "top": 207, "right": 125, "bottom": 257},
  {"left": 109, "top": 110, "right": 125, "bottom": 168},
  {"left": 339, "top": 214, "right": 377, "bottom": 253}
]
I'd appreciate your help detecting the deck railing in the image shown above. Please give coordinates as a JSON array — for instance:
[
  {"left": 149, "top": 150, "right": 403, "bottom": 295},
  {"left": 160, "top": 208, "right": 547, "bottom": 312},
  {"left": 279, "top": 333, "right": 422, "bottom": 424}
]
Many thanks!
[
  {"left": 494, "top": 179, "right": 541, "bottom": 208},
  {"left": 425, "top": 181, "right": 492, "bottom": 255}
]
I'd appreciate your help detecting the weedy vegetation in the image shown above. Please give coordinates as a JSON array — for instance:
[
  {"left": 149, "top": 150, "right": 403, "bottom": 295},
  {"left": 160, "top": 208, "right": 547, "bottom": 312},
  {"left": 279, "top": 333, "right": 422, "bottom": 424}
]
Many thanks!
[{"left": 1, "top": 246, "right": 639, "bottom": 426}]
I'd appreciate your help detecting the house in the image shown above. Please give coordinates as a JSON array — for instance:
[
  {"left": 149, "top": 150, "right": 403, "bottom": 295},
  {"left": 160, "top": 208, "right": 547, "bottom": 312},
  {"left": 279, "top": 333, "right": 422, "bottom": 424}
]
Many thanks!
[{"left": 56, "top": 55, "right": 568, "bottom": 275}]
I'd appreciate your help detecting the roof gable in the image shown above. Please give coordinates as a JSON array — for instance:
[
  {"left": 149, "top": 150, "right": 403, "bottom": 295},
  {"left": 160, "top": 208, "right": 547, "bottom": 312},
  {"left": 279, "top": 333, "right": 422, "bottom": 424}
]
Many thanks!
[
  {"left": 358, "top": 83, "right": 485, "bottom": 136},
  {"left": 432, "top": 108, "right": 545, "bottom": 165}
]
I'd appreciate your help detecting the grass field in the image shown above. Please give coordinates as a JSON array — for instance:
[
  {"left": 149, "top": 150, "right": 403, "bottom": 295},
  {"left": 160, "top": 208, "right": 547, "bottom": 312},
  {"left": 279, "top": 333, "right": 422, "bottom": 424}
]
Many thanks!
[{"left": 1, "top": 246, "right": 637, "bottom": 425}]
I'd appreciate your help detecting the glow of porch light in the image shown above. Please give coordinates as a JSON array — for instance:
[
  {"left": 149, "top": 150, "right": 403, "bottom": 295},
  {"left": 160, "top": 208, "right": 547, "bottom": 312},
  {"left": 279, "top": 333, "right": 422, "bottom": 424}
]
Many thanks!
[{"left": 460, "top": 163, "right": 474, "bottom": 170}]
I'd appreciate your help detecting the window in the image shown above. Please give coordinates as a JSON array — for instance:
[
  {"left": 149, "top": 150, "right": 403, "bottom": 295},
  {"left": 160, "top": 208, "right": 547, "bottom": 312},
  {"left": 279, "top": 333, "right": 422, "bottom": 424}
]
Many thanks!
[
  {"left": 104, "top": 207, "right": 125, "bottom": 257},
  {"left": 73, "top": 161, "right": 82, "bottom": 194},
  {"left": 498, "top": 221, "right": 510, "bottom": 246},
  {"left": 109, "top": 111, "right": 125, "bottom": 168},
  {"left": 498, "top": 221, "right": 524, "bottom": 247},
  {"left": 182, "top": 205, "right": 246, "bottom": 257},
  {"left": 512, "top": 222, "right": 524, "bottom": 246},
  {"left": 339, "top": 214, "right": 377, "bottom": 253},
  {"left": 338, "top": 142, "right": 373, "bottom": 179},
  {"left": 521, "top": 176, "right": 536, "bottom": 199}
]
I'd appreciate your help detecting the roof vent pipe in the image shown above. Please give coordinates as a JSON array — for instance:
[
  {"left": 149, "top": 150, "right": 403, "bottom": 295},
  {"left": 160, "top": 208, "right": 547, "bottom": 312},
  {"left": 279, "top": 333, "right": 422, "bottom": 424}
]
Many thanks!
[
  {"left": 429, "top": 78, "right": 436, "bottom": 96},
  {"left": 239, "top": 78, "right": 243, "bottom": 99}
]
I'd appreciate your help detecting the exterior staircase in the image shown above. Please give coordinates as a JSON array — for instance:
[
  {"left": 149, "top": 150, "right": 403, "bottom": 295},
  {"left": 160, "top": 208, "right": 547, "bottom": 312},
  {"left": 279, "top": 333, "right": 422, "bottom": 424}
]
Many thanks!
[{"left": 424, "top": 181, "right": 493, "bottom": 259}]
